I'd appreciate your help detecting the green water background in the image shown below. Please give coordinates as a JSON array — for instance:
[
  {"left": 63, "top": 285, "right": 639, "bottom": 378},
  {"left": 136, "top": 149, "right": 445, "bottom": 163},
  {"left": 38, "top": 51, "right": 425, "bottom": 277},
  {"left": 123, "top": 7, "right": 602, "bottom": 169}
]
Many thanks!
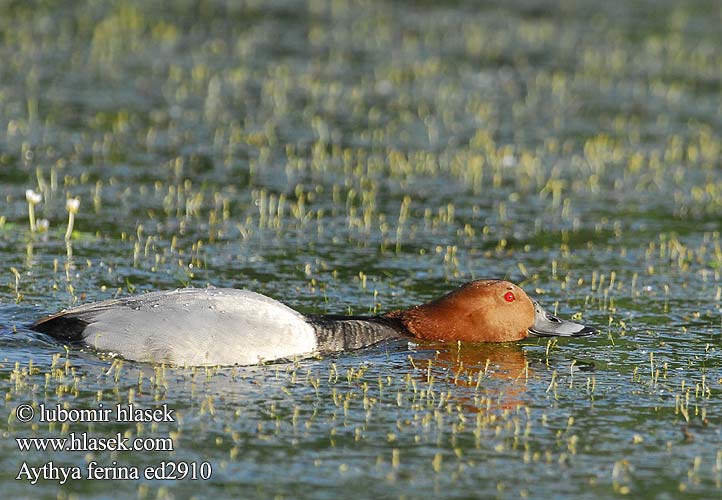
[{"left": 0, "top": 0, "right": 721, "bottom": 498}]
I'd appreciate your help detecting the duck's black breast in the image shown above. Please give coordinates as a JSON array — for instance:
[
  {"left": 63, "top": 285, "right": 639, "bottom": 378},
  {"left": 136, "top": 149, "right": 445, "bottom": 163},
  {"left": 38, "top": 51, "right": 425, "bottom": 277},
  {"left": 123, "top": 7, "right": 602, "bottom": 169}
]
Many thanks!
[{"left": 304, "top": 314, "right": 407, "bottom": 353}]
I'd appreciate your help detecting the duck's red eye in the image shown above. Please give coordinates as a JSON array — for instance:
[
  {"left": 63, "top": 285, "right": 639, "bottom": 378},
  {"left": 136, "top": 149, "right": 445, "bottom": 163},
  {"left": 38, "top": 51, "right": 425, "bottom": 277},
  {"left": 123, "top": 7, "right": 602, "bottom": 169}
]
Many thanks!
[{"left": 504, "top": 291, "right": 515, "bottom": 302}]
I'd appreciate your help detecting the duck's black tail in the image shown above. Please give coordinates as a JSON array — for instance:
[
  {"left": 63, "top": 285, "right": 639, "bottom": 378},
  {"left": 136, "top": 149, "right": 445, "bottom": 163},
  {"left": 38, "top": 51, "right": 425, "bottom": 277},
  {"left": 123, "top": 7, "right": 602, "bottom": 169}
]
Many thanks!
[{"left": 30, "top": 314, "right": 89, "bottom": 342}]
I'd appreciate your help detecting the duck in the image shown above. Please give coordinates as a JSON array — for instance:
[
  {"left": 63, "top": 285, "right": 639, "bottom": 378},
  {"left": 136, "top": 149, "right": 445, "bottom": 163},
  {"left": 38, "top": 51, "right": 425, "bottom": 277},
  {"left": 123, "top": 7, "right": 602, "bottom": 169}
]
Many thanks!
[{"left": 31, "top": 279, "right": 597, "bottom": 366}]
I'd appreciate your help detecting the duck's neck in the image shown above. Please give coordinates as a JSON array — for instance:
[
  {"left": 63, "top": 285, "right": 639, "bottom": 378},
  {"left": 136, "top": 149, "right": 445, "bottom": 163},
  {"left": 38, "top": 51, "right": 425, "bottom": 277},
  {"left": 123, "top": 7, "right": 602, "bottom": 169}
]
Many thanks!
[{"left": 304, "top": 314, "right": 408, "bottom": 353}]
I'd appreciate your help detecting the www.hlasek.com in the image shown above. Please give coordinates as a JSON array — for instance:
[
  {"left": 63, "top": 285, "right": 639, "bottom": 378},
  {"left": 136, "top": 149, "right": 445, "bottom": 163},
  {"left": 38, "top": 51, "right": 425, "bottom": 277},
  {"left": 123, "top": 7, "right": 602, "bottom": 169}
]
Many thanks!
[{"left": 14, "top": 403, "right": 212, "bottom": 484}]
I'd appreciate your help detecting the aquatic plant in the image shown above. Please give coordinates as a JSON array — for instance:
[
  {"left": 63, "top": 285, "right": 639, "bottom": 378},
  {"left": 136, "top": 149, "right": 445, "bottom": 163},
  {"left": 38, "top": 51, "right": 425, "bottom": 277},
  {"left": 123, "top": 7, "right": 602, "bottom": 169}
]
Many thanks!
[
  {"left": 64, "top": 197, "right": 80, "bottom": 241},
  {"left": 25, "top": 189, "right": 41, "bottom": 233}
]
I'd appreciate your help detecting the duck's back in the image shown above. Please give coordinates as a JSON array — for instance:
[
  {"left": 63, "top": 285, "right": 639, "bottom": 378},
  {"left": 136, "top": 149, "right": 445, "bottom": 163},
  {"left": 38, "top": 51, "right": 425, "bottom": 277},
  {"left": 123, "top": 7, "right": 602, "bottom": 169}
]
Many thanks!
[{"left": 32, "top": 288, "right": 317, "bottom": 366}]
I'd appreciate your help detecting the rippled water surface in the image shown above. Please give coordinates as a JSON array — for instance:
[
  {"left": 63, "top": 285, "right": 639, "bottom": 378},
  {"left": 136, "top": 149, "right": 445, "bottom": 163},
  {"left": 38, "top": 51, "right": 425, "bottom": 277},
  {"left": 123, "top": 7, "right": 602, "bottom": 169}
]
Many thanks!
[{"left": 1, "top": 1, "right": 721, "bottom": 498}]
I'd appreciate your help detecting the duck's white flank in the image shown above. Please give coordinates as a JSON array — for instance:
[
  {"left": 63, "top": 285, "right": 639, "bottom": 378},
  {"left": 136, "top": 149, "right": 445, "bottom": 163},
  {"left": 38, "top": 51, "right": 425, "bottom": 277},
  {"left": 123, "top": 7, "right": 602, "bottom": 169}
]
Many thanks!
[{"left": 73, "top": 288, "right": 317, "bottom": 366}]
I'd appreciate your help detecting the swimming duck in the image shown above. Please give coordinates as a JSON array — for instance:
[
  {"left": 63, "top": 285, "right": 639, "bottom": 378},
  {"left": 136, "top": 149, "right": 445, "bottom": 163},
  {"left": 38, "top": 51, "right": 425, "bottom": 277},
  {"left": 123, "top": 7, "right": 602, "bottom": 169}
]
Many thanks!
[{"left": 31, "top": 280, "right": 597, "bottom": 366}]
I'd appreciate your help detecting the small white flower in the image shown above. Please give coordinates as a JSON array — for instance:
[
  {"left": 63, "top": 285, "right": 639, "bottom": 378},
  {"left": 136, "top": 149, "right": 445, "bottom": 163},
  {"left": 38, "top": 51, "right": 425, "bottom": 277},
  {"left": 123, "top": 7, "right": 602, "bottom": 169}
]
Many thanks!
[
  {"left": 502, "top": 154, "right": 517, "bottom": 168},
  {"left": 25, "top": 189, "right": 42, "bottom": 204},
  {"left": 66, "top": 197, "right": 80, "bottom": 213},
  {"left": 36, "top": 219, "right": 49, "bottom": 232}
]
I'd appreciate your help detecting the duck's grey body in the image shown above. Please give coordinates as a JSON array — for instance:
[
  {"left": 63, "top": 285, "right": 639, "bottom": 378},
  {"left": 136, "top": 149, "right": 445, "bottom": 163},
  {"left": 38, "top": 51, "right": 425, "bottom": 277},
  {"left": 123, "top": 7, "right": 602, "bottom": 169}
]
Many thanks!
[{"left": 32, "top": 288, "right": 402, "bottom": 366}]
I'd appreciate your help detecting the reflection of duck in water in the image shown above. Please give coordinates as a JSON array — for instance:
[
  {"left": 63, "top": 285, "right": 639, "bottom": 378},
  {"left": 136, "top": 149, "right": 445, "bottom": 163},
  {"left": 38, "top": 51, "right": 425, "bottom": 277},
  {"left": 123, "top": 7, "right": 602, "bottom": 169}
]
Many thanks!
[
  {"left": 32, "top": 279, "right": 596, "bottom": 366},
  {"left": 408, "top": 342, "right": 533, "bottom": 411}
]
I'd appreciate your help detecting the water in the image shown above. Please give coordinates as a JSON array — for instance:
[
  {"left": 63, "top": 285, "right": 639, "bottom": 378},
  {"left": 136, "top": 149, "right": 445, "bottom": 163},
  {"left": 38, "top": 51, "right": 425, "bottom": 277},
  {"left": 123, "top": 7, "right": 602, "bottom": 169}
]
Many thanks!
[{"left": 1, "top": 0, "right": 721, "bottom": 498}]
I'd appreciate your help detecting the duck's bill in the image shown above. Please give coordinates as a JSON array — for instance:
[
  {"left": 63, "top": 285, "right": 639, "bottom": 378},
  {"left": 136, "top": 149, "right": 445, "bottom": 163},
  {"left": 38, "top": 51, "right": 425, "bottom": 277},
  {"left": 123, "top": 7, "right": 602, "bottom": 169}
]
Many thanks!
[{"left": 528, "top": 300, "right": 598, "bottom": 337}]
